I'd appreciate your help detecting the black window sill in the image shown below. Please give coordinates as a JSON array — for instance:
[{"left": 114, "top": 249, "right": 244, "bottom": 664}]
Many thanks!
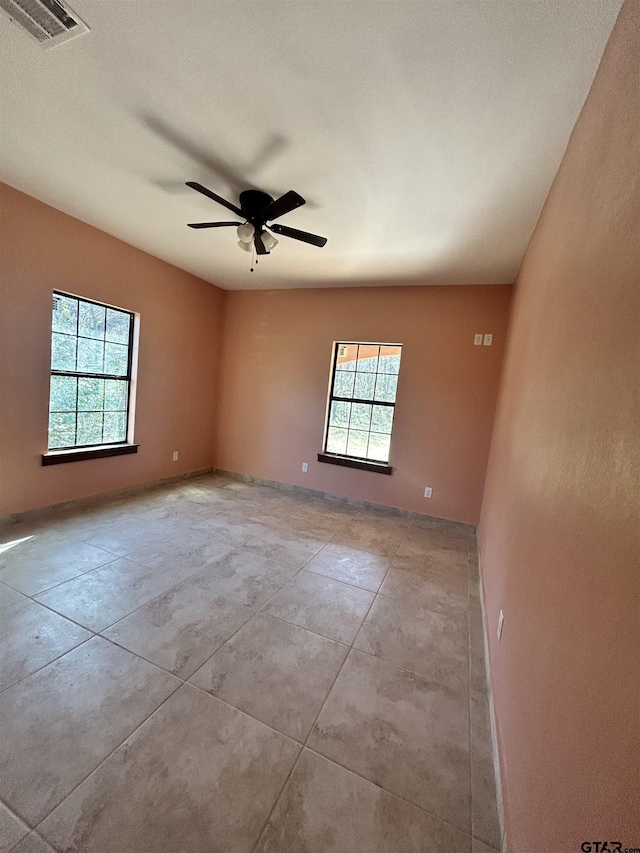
[
  {"left": 317, "top": 452, "right": 392, "bottom": 475},
  {"left": 42, "top": 444, "right": 139, "bottom": 466}
]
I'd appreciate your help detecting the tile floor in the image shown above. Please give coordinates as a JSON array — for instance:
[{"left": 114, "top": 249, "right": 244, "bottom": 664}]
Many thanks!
[{"left": 0, "top": 474, "right": 501, "bottom": 853}]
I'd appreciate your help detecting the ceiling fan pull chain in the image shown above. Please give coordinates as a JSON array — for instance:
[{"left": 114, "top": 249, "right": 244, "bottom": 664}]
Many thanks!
[{"left": 250, "top": 242, "right": 255, "bottom": 273}]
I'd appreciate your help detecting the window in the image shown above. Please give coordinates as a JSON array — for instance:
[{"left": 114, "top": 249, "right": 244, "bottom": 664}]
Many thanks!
[
  {"left": 47, "top": 292, "right": 134, "bottom": 452},
  {"left": 321, "top": 342, "right": 402, "bottom": 469}
]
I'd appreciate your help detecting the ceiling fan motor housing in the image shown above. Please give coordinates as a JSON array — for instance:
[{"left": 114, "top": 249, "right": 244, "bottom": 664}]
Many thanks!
[{"left": 239, "top": 190, "right": 274, "bottom": 226}]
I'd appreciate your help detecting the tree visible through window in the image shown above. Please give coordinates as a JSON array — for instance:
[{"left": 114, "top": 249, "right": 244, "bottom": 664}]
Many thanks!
[
  {"left": 48, "top": 292, "right": 134, "bottom": 450},
  {"left": 324, "top": 342, "right": 402, "bottom": 464}
]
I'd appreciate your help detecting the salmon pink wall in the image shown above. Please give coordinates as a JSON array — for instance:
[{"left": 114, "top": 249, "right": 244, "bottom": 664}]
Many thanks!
[
  {"left": 0, "top": 184, "right": 223, "bottom": 517},
  {"left": 216, "top": 284, "right": 512, "bottom": 525},
  {"left": 478, "top": 2, "right": 640, "bottom": 850}
]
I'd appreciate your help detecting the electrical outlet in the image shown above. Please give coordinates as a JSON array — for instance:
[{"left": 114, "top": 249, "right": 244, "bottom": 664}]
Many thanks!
[
  {"left": 302, "top": 462, "right": 308, "bottom": 473},
  {"left": 424, "top": 487, "right": 432, "bottom": 498},
  {"left": 172, "top": 451, "right": 179, "bottom": 462},
  {"left": 483, "top": 333, "right": 493, "bottom": 346},
  {"left": 497, "top": 610, "right": 504, "bottom": 640},
  {"left": 474, "top": 333, "right": 483, "bottom": 346}
]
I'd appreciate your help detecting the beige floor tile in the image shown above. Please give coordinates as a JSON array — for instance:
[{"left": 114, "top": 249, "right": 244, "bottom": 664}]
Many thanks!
[
  {"left": 0, "top": 599, "right": 91, "bottom": 692},
  {"left": 404, "top": 520, "right": 471, "bottom": 550},
  {"left": 81, "top": 518, "right": 175, "bottom": 557},
  {"left": 304, "top": 542, "right": 391, "bottom": 592},
  {"left": 0, "top": 802, "right": 28, "bottom": 852},
  {"left": 472, "top": 837, "right": 499, "bottom": 853},
  {"left": 471, "top": 691, "right": 494, "bottom": 762},
  {"left": 35, "top": 556, "right": 192, "bottom": 632},
  {"left": 396, "top": 536, "right": 470, "bottom": 573},
  {"left": 331, "top": 517, "right": 408, "bottom": 558},
  {"left": 104, "top": 580, "right": 255, "bottom": 679},
  {"left": 355, "top": 506, "right": 412, "bottom": 528},
  {"left": 0, "top": 536, "right": 116, "bottom": 596},
  {"left": 353, "top": 595, "right": 468, "bottom": 690},
  {"left": 0, "top": 582, "right": 27, "bottom": 610},
  {"left": 302, "top": 497, "right": 359, "bottom": 519},
  {"left": 35, "top": 505, "right": 131, "bottom": 540},
  {"left": 9, "top": 833, "right": 56, "bottom": 853},
  {"left": 380, "top": 556, "right": 468, "bottom": 619},
  {"left": 471, "top": 692, "right": 501, "bottom": 849},
  {"left": 1, "top": 475, "right": 497, "bottom": 850},
  {"left": 190, "top": 612, "right": 348, "bottom": 741},
  {"left": 112, "top": 530, "right": 236, "bottom": 579},
  {"left": 256, "top": 749, "right": 471, "bottom": 853},
  {"left": 39, "top": 684, "right": 300, "bottom": 853},
  {"left": 242, "top": 502, "right": 299, "bottom": 526},
  {"left": 276, "top": 509, "right": 349, "bottom": 541},
  {"left": 264, "top": 571, "right": 374, "bottom": 645},
  {"left": 468, "top": 544, "right": 480, "bottom": 578},
  {"left": 244, "top": 527, "right": 326, "bottom": 569},
  {"left": 309, "top": 650, "right": 470, "bottom": 832},
  {"left": 188, "top": 515, "right": 271, "bottom": 546},
  {"left": 470, "top": 608, "right": 489, "bottom": 695},
  {"left": 0, "top": 524, "right": 58, "bottom": 548},
  {"left": 0, "top": 636, "right": 179, "bottom": 825},
  {"left": 133, "top": 499, "right": 211, "bottom": 526},
  {"left": 471, "top": 755, "right": 501, "bottom": 850},
  {"left": 187, "top": 548, "right": 299, "bottom": 608},
  {"left": 410, "top": 515, "right": 472, "bottom": 535},
  {"left": 470, "top": 654, "right": 488, "bottom": 696}
]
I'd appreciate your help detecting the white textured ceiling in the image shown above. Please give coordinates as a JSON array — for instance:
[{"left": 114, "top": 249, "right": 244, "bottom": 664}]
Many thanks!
[{"left": 0, "top": 1, "right": 622, "bottom": 290}]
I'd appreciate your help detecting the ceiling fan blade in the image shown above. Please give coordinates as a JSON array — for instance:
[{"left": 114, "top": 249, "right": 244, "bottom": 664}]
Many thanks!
[
  {"left": 270, "top": 223, "right": 327, "bottom": 247},
  {"left": 187, "top": 221, "right": 241, "bottom": 229},
  {"left": 186, "top": 182, "right": 244, "bottom": 217},
  {"left": 255, "top": 232, "right": 269, "bottom": 255},
  {"left": 263, "top": 190, "right": 306, "bottom": 222}
]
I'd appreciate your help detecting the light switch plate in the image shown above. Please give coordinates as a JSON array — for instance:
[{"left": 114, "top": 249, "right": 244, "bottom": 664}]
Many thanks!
[
  {"left": 474, "top": 333, "right": 483, "bottom": 346},
  {"left": 302, "top": 462, "right": 308, "bottom": 472}
]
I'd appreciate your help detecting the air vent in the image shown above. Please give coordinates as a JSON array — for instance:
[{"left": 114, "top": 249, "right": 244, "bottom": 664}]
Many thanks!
[{"left": 0, "top": 0, "right": 88, "bottom": 48}]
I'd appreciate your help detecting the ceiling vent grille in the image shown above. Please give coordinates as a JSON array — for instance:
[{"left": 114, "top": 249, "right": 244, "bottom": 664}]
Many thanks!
[{"left": 0, "top": 0, "right": 88, "bottom": 47}]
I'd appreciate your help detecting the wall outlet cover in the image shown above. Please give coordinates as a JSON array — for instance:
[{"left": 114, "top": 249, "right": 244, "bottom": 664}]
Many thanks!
[
  {"left": 483, "top": 333, "right": 494, "bottom": 346},
  {"left": 172, "top": 451, "right": 179, "bottom": 461},
  {"left": 302, "top": 462, "right": 308, "bottom": 472},
  {"left": 424, "top": 487, "right": 433, "bottom": 498}
]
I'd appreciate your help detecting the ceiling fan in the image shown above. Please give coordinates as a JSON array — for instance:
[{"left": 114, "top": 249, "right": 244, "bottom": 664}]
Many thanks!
[{"left": 185, "top": 181, "right": 327, "bottom": 261}]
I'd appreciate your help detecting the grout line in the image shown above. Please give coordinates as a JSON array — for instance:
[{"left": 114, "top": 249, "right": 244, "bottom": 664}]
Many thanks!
[
  {"left": 303, "top": 745, "right": 475, "bottom": 841},
  {"left": 250, "top": 515, "right": 461, "bottom": 850},
  {"left": 0, "top": 553, "right": 121, "bottom": 599},
  {"left": 0, "top": 634, "right": 96, "bottom": 699},
  {"left": 4, "top": 474, "right": 481, "bottom": 847},
  {"left": 254, "top": 610, "right": 352, "bottom": 648},
  {"left": 249, "top": 742, "right": 306, "bottom": 852},
  {"left": 1, "top": 542, "right": 250, "bottom": 679},
  {"left": 174, "top": 537, "right": 338, "bottom": 684},
  {"left": 256, "top": 529, "right": 406, "bottom": 846},
  {"left": 30, "top": 667, "right": 185, "bottom": 842},
  {"left": 299, "top": 517, "right": 411, "bottom": 749},
  {"left": 91, "top": 544, "right": 246, "bottom": 634},
  {"left": 1, "top": 592, "right": 100, "bottom": 637}
]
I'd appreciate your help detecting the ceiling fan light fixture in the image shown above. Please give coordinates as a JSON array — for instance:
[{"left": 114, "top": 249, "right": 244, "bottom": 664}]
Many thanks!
[
  {"left": 261, "top": 232, "right": 278, "bottom": 251},
  {"left": 237, "top": 240, "right": 252, "bottom": 252},
  {"left": 237, "top": 222, "right": 255, "bottom": 243}
]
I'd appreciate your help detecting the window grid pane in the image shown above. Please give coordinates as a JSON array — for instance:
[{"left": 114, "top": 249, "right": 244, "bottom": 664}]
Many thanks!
[
  {"left": 325, "top": 342, "right": 402, "bottom": 463},
  {"left": 48, "top": 292, "right": 133, "bottom": 451}
]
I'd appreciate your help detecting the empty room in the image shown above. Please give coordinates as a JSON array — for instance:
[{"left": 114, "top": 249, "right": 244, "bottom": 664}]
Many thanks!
[{"left": 0, "top": 2, "right": 638, "bottom": 852}]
